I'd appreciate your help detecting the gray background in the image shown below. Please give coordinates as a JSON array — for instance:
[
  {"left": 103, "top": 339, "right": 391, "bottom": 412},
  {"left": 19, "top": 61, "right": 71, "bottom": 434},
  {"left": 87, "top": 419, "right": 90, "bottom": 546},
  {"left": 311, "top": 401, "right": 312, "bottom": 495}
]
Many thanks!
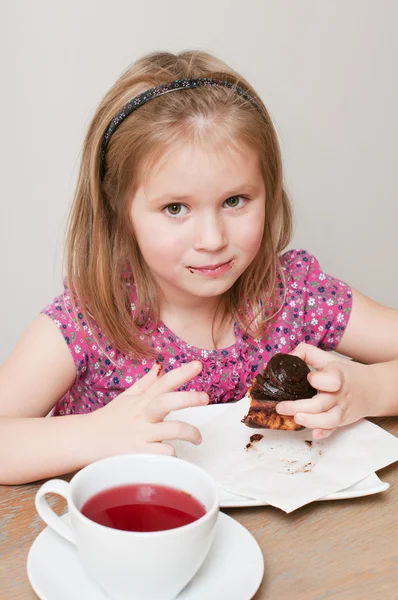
[{"left": 2, "top": 0, "right": 397, "bottom": 363}]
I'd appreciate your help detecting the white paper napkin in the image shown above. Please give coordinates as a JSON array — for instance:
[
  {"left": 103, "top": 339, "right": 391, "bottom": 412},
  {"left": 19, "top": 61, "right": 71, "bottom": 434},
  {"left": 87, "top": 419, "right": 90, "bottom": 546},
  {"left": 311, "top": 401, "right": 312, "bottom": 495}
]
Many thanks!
[{"left": 171, "top": 396, "right": 398, "bottom": 513}]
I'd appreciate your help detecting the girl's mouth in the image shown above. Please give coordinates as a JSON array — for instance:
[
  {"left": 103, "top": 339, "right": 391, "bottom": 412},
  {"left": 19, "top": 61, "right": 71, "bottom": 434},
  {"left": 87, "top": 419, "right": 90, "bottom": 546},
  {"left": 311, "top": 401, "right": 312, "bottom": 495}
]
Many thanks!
[{"left": 187, "top": 260, "right": 233, "bottom": 277}]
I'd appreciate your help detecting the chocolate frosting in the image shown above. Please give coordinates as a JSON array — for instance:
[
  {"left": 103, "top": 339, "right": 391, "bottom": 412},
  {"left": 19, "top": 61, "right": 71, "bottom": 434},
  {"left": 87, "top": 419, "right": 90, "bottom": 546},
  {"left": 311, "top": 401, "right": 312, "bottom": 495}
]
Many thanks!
[{"left": 249, "top": 353, "right": 316, "bottom": 402}]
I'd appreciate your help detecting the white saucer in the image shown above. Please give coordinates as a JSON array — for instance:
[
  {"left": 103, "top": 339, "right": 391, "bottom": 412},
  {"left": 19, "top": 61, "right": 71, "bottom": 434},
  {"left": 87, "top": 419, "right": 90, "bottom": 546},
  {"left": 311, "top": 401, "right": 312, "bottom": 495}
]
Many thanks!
[
  {"left": 27, "top": 512, "right": 264, "bottom": 600},
  {"left": 220, "top": 471, "right": 389, "bottom": 507}
]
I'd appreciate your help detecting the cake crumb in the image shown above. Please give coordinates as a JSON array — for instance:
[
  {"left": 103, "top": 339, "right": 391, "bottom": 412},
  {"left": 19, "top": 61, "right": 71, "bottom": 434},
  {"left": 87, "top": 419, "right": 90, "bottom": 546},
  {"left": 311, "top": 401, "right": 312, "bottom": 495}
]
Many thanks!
[
  {"left": 245, "top": 433, "right": 264, "bottom": 451},
  {"left": 250, "top": 434, "right": 264, "bottom": 443}
]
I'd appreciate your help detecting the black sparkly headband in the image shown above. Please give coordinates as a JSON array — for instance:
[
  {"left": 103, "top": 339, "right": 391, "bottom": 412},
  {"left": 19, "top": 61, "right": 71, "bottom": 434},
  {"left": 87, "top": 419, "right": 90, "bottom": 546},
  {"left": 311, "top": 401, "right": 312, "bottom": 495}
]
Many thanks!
[{"left": 99, "top": 77, "right": 262, "bottom": 181}]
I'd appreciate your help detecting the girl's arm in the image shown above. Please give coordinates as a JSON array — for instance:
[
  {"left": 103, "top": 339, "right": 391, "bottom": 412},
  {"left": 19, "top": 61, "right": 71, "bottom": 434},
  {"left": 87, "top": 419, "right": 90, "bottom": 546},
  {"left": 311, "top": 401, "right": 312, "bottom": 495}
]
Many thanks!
[
  {"left": 0, "top": 316, "right": 206, "bottom": 484},
  {"left": 335, "top": 289, "right": 398, "bottom": 365},
  {"left": 0, "top": 315, "right": 77, "bottom": 418},
  {"left": 335, "top": 288, "right": 398, "bottom": 417},
  {"left": 0, "top": 315, "right": 102, "bottom": 483},
  {"left": 276, "top": 289, "right": 398, "bottom": 437}
]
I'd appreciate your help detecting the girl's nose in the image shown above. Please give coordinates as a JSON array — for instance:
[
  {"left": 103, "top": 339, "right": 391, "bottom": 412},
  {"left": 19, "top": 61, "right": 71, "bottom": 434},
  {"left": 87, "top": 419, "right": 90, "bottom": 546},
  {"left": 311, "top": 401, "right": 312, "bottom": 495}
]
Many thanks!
[{"left": 192, "top": 214, "right": 228, "bottom": 252}]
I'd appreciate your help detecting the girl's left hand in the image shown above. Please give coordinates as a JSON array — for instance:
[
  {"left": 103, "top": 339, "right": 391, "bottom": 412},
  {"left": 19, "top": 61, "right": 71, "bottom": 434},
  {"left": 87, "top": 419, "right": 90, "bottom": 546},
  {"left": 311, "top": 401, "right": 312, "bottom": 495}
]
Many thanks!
[{"left": 275, "top": 343, "right": 373, "bottom": 440}]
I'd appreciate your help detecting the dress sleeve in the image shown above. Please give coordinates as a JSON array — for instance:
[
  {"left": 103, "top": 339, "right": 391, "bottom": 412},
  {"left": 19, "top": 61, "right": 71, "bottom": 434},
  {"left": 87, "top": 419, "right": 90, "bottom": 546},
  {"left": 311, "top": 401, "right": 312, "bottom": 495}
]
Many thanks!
[
  {"left": 40, "top": 280, "right": 90, "bottom": 377},
  {"left": 282, "top": 249, "right": 353, "bottom": 351}
]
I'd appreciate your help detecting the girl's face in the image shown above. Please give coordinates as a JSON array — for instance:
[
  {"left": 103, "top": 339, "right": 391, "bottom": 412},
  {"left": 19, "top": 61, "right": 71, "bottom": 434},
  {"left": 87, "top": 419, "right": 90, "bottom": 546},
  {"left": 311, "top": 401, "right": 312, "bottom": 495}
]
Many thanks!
[{"left": 130, "top": 141, "right": 266, "bottom": 308}]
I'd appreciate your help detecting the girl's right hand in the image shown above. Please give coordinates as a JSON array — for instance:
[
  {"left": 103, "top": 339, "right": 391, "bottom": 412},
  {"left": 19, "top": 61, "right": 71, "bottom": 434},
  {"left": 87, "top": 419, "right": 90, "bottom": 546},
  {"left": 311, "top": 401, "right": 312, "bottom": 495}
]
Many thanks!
[{"left": 89, "top": 361, "right": 208, "bottom": 457}]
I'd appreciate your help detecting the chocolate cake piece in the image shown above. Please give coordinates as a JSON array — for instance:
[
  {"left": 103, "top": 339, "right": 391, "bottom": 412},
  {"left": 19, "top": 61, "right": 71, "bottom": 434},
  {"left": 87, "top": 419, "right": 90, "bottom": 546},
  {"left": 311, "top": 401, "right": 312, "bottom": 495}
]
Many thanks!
[{"left": 242, "top": 353, "right": 317, "bottom": 430}]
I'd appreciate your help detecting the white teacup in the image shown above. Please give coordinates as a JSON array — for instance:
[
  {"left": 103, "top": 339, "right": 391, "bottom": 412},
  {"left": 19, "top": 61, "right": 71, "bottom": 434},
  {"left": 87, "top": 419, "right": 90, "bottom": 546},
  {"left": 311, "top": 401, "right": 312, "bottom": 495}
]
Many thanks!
[{"left": 35, "top": 454, "right": 219, "bottom": 600}]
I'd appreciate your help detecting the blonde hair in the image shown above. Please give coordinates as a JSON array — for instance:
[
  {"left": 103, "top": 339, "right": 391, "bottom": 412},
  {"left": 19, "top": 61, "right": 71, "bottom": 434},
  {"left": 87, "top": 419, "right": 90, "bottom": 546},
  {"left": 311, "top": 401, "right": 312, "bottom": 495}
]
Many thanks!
[{"left": 65, "top": 50, "right": 293, "bottom": 358}]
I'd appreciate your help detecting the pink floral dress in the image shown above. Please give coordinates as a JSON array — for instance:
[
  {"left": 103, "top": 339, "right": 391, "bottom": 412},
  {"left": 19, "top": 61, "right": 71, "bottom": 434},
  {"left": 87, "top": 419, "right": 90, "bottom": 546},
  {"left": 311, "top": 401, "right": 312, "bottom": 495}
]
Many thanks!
[{"left": 41, "top": 249, "right": 352, "bottom": 416}]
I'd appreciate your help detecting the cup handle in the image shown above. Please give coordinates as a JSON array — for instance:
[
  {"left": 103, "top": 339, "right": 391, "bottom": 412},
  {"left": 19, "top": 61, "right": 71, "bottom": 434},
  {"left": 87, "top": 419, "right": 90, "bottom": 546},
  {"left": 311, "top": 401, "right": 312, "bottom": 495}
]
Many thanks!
[{"left": 35, "top": 479, "right": 76, "bottom": 545}]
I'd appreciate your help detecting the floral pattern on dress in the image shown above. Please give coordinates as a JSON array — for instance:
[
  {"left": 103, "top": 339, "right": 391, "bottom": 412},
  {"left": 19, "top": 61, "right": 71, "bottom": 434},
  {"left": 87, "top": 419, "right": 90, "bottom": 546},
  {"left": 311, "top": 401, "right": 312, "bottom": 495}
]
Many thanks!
[{"left": 41, "top": 249, "right": 352, "bottom": 415}]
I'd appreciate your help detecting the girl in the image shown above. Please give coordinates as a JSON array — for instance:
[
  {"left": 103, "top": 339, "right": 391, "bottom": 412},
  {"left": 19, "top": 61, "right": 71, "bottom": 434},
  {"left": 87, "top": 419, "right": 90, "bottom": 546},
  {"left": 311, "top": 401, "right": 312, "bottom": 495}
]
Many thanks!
[{"left": 1, "top": 50, "right": 398, "bottom": 485}]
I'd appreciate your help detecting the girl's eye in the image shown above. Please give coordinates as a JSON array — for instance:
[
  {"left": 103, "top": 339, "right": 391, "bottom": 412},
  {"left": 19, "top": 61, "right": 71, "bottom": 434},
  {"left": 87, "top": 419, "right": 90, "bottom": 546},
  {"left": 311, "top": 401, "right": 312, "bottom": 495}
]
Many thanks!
[
  {"left": 224, "top": 195, "right": 247, "bottom": 209},
  {"left": 163, "top": 203, "right": 188, "bottom": 217}
]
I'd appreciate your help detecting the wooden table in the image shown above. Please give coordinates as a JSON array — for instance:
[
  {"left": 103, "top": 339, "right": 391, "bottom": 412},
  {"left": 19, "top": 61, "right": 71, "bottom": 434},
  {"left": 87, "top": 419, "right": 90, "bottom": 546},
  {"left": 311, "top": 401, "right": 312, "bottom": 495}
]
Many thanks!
[{"left": 1, "top": 417, "right": 398, "bottom": 600}]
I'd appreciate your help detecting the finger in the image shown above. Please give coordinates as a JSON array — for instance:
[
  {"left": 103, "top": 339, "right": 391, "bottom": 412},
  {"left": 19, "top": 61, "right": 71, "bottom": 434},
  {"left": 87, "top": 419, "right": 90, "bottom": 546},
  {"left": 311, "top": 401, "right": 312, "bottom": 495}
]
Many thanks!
[
  {"left": 150, "top": 421, "right": 202, "bottom": 445},
  {"left": 276, "top": 393, "right": 336, "bottom": 416},
  {"left": 146, "top": 391, "right": 209, "bottom": 422},
  {"left": 150, "top": 361, "right": 203, "bottom": 396},
  {"left": 312, "top": 428, "right": 337, "bottom": 440},
  {"left": 290, "top": 343, "right": 337, "bottom": 370},
  {"left": 294, "top": 405, "right": 342, "bottom": 429},
  {"left": 128, "top": 362, "right": 163, "bottom": 395},
  {"left": 131, "top": 442, "right": 176, "bottom": 456},
  {"left": 148, "top": 442, "right": 176, "bottom": 456},
  {"left": 308, "top": 367, "right": 343, "bottom": 393}
]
